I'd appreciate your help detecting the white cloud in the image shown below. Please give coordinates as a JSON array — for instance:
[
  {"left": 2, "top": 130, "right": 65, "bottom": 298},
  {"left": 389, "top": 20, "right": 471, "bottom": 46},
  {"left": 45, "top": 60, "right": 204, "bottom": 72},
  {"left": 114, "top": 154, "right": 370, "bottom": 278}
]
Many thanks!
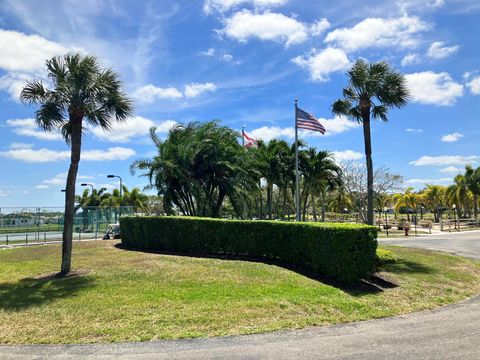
[
  {"left": 439, "top": 166, "right": 461, "bottom": 174},
  {"left": 292, "top": 47, "right": 350, "bottom": 82},
  {"left": 6, "top": 118, "right": 63, "bottom": 141},
  {"left": 441, "top": 132, "right": 464, "bottom": 143},
  {"left": 0, "top": 29, "right": 70, "bottom": 73},
  {"left": 250, "top": 116, "right": 359, "bottom": 141},
  {"left": 88, "top": 116, "right": 177, "bottom": 143},
  {"left": 9, "top": 142, "right": 34, "bottom": 149},
  {"left": 38, "top": 172, "right": 95, "bottom": 188},
  {"left": 405, "top": 177, "right": 452, "bottom": 185},
  {"left": 309, "top": 19, "right": 331, "bottom": 36},
  {"left": 0, "top": 145, "right": 136, "bottom": 163},
  {"left": 397, "top": 0, "right": 445, "bottom": 13},
  {"left": 203, "top": 0, "right": 287, "bottom": 14},
  {"left": 184, "top": 82, "right": 217, "bottom": 98},
  {"left": 405, "top": 71, "right": 463, "bottom": 106},
  {"left": 131, "top": 84, "right": 183, "bottom": 104},
  {"left": 200, "top": 48, "right": 216, "bottom": 57},
  {"left": 324, "top": 15, "right": 430, "bottom": 52},
  {"left": 332, "top": 150, "right": 363, "bottom": 162},
  {"left": 406, "top": 128, "right": 424, "bottom": 133},
  {"left": 427, "top": 41, "right": 459, "bottom": 59},
  {"left": 466, "top": 76, "right": 480, "bottom": 95},
  {"left": 221, "top": 10, "right": 320, "bottom": 46},
  {"left": 410, "top": 155, "right": 479, "bottom": 166},
  {"left": 401, "top": 53, "right": 420, "bottom": 66},
  {"left": 0, "top": 72, "right": 33, "bottom": 100}
]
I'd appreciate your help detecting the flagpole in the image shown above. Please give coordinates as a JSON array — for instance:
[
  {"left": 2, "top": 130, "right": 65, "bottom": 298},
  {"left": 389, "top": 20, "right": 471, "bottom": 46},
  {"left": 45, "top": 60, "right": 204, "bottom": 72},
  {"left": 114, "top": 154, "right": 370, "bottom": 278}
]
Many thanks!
[
  {"left": 241, "top": 125, "right": 245, "bottom": 147},
  {"left": 295, "top": 99, "right": 300, "bottom": 222}
]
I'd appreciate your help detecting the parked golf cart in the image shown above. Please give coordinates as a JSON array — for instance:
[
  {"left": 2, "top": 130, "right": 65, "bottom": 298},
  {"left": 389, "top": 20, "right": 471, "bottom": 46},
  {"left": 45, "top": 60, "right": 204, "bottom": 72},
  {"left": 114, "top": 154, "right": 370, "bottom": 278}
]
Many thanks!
[{"left": 103, "top": 223, "right": 120, "bottom": 239}]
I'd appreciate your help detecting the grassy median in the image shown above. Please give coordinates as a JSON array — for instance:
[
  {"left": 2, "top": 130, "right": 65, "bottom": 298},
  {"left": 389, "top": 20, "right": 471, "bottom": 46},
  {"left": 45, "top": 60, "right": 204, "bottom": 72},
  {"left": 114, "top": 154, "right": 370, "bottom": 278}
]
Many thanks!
[{"left": 0, "top": 240, "right": 479, "bottom": 344}]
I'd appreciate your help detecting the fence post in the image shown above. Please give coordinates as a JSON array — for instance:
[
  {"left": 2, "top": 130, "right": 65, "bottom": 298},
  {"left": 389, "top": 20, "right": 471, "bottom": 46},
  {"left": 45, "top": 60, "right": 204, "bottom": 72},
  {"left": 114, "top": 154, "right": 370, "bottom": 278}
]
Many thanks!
[
  {"left": 6, "top": 234, "right": 8, "bottom": 246},
  {"left": 25, "top": 233, "right": 28, "bottom": 245}
]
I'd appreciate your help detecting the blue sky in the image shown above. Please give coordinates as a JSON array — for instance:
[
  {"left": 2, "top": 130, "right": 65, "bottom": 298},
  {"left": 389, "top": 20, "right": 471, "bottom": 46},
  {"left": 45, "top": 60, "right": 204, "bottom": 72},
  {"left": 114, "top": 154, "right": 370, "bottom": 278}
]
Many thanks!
[{"left": 0, "top": 0, "right": 479, "bottom": 207}]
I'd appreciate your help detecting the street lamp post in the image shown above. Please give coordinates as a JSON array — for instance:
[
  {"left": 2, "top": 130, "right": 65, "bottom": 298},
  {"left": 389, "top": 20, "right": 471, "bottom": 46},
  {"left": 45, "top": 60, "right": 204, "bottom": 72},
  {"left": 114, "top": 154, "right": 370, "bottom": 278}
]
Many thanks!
[
  {"left": 384, "top": 207, "right": 389, "bottom": 236},
  {"left": 108, "top": 174, "right": 123, "bottom": 220},
  {"left": 107, "top": 175, "right": 123, "bottom": 197},
  {"left": 80, "top": 183, "right": 94, "bottom": 194},
  {"left": 452, "top": 203, "right": 457, "bottom": 230}
]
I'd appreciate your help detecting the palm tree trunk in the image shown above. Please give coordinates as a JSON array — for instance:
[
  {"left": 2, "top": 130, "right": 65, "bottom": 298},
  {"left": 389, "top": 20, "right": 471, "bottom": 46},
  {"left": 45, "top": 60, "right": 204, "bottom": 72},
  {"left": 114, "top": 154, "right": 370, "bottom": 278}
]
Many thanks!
[
  {"left": 311, "top": 193, "right": 317, "bottom": 222},
  {"left": 61, "top": 119, "right": 82, "bottom": 275},
  {"left": 362, "top": 117, "right": 374, "bottom": 225}
]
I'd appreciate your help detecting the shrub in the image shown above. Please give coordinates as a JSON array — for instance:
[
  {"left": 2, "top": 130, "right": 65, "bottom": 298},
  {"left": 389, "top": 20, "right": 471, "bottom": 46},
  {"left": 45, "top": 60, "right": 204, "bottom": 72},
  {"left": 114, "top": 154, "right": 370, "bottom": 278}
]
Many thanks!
[
  {"left": 120, "top": 217, "right": 378, "bottom": 284},
  {"left": 376, "top": 248, "right": 398, "bottom": 268}
]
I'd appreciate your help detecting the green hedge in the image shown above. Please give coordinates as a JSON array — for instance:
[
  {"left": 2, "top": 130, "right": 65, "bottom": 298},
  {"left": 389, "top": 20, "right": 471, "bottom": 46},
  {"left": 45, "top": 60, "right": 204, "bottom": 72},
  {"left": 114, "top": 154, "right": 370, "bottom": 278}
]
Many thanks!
[{"left": 120, "top": 217, "right": 378, "bottom": 284}]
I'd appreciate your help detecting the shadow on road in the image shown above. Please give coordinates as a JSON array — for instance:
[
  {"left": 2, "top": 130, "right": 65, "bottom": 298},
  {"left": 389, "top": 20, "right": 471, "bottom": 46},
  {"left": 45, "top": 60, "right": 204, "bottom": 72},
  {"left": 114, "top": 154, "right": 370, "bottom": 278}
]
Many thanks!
[{"left": 0, "top": 274, "right": 94, "bottom": 311}]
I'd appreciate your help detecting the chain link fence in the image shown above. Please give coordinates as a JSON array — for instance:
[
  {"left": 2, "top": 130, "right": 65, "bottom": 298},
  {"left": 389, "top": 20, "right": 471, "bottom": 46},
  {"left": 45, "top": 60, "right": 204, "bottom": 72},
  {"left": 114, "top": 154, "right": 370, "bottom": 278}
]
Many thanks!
[{"left": 0, "top": 206, "right": 133, "bottom": 245}]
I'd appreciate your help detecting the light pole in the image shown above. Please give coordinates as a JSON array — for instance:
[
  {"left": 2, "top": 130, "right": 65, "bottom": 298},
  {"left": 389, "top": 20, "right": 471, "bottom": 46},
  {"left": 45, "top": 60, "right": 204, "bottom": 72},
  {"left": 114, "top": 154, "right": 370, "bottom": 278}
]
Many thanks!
[
  {"left": 107, "top": 175, "right": 122, "bottom": 197},
  {"left": 80, "top": 183, "right": 94, "bottom": 194},
  {"left": 108, "top": 174, "right": 123, "bottom": 220},
  {"left": 452, "top": 203, "right": 457, "bottom": 230},
  {"left": 384, "top": 206, "right": 389, "bottom": 236}
]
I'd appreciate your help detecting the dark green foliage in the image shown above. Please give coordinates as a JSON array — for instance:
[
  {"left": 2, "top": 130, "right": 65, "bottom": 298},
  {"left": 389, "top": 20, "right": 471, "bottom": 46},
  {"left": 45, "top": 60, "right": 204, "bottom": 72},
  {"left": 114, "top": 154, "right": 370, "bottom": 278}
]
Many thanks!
[
  {"left": 120, "top": 217, "right": 378, "bottom": 284},
  {"left": 376, "top": 248, "right": 398, "bottom": 269}
]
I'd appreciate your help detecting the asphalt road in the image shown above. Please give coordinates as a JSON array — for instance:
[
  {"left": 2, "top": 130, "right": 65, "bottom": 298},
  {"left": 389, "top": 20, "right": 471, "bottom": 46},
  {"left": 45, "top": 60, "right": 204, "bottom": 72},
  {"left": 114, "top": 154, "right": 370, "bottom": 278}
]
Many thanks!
[
  {"left": 1, "top": 230, "right": 479, "bottom": 359},
  {"left": 379, "top": 230, "right": 480, "bottom": 259}
]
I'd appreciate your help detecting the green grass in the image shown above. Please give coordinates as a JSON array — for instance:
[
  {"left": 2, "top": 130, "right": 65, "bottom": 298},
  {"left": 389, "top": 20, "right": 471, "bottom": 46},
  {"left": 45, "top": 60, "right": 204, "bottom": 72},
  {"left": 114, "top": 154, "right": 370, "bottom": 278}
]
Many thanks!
[{"left": 0, "top": 240, "right": 479, "bottom": 344}]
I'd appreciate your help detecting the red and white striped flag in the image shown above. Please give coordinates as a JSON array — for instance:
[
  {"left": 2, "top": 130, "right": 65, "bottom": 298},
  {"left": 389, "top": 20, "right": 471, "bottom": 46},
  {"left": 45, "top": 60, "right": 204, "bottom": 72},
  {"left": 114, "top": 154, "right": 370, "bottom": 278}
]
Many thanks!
[
  {"left": 243, "top": 131, "right": 258, "bottom": 148},
  {"left": 296, "top": 107, "right": 326, "bottom": 134}
]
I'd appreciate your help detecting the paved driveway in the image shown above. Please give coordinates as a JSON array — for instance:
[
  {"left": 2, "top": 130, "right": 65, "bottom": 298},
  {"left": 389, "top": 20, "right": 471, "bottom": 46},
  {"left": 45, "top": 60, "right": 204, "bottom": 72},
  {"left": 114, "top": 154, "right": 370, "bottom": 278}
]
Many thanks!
[
  {"left": 1, "top": 231, "right": 480, "bottom": 359},
  {"left": 379, "top": 230, "right": 480, "bottom": 259}
]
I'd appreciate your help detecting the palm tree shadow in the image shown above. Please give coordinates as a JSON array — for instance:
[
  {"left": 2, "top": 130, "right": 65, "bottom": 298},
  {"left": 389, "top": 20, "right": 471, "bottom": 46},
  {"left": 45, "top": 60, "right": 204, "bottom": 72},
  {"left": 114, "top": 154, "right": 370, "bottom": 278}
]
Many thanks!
[
  {"left": 115, "top": 244, "right": 397, "bottom": 295},
  {"left": 384, "top": 258, "right": 434, "bottom": 275},
  {"left": 0, "top": 274, "right": 94, "bottom": 311}
]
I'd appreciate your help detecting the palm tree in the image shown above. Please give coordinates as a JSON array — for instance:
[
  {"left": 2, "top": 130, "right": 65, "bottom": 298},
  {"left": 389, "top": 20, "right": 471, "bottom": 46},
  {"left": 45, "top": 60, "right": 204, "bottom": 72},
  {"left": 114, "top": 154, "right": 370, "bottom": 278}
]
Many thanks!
[
  {"left": 332, "top": 59, "right": 409, "bottom": 225},
  {"left": 21, "top": 53, "right": 133, "bottom": 275},
  {"left": 423, "top": 185, "right": 446, "bottom": 222},
  {"left": 465, "top": 165, "right": 480, "bottom": 221},
  {"left": 447, "top": 174, "right": 472, "bottom": 218},
  {"left": 393, "top": 188, "right": 419, "bottom": 222}
]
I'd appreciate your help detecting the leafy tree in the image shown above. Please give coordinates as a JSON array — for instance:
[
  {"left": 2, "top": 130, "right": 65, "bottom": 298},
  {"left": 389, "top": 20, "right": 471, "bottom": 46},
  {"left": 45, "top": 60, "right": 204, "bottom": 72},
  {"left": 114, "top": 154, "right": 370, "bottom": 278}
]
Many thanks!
[
  {"left": 21, "top": 53, "right": 133, "bottom": 275},
  {"left": 465, "top": 165, "right": 480, "bottom": 221},
  {"left": 131, "top": 122, "right": 259, "bottom": 218},
  {"left": 447, "top": 174, "right": 472, "bottom": 218},
  {"left": 332, "top": 59, "right": 409, "bottom": 225},
  {"left": 423, "top": 185, "right": 446, "bottom": 222},
  {"left": 393, "top": 187, "right": 420, "bottom": 222}
]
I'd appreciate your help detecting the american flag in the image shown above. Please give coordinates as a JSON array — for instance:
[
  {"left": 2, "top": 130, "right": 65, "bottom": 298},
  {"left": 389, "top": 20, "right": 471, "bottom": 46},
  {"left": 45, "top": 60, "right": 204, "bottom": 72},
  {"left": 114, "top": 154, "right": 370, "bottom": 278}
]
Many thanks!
[{"left": 296, "top": 107, "right": 326, "bottom": 134}]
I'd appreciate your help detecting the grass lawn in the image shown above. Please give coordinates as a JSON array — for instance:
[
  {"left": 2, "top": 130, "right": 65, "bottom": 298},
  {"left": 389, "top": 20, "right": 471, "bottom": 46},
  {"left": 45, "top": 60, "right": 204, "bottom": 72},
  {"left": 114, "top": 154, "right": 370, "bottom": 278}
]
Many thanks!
[{"left": 1, "top": 240, "right": 479, "bottom": 344}]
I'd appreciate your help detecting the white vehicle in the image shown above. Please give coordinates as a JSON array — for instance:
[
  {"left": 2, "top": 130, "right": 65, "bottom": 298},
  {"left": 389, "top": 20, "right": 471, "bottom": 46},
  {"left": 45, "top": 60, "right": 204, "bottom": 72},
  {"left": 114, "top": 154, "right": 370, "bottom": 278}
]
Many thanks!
[{"left": 103, "top": 223, "right": 120, "bottom": 239}]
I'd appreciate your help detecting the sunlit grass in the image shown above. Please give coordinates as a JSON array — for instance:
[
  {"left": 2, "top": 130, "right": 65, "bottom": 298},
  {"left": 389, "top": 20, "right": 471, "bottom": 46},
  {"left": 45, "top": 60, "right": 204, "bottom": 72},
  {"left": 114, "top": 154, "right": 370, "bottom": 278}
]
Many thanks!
[{"left": 0, "top": 240, "right": 479, "bottom": 344}]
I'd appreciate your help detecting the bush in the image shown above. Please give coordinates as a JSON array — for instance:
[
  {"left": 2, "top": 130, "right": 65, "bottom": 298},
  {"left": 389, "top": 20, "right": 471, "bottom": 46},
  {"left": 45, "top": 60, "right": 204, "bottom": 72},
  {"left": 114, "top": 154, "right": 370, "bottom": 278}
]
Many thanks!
[
  {"left": 120, "top": 217, "right": 378, "bottom": 284},
  {"left": 376, "top": 248, "right": 398, "bottom": 268}
]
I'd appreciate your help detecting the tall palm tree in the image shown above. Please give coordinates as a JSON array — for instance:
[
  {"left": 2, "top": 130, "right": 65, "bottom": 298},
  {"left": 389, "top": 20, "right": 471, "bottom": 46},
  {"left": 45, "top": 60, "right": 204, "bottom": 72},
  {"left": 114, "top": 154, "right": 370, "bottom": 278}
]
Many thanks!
[
  {"left": 465, "top": 165, "right": 480, "bottom": 221},
  {"left": 332, "top": 59, "right": 409, "bottom": 225},
  {"left": 20, "top": 53, "right": 133, "bottom": 275}
]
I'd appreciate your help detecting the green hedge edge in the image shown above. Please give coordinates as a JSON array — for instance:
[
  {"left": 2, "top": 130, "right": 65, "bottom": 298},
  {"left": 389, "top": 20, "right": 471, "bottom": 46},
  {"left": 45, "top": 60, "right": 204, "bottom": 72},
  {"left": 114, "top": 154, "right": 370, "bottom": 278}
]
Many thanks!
[{"left": 120, "top": 216, "right": 378, "bottom": 284}]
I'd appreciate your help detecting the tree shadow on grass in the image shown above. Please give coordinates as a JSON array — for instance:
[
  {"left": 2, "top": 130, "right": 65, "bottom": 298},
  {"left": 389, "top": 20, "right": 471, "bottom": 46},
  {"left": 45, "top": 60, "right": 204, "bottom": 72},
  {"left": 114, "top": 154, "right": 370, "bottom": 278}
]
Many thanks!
[
  {"left": 115, "top": 243, "right": 399, "bottom": 296},
  {"left": 0, "top": 273, "right": 94, "bottom": 311},
  {"left": 384, "top": 258, "right": 435, "bottom": 275}
]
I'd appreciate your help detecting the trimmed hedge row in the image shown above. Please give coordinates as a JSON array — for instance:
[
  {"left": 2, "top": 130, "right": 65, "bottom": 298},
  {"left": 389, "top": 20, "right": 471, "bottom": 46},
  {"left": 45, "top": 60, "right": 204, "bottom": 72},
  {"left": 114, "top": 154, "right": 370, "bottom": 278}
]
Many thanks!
[{"left": 120, "top": 216, "right": 378, "bottom": 284}]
